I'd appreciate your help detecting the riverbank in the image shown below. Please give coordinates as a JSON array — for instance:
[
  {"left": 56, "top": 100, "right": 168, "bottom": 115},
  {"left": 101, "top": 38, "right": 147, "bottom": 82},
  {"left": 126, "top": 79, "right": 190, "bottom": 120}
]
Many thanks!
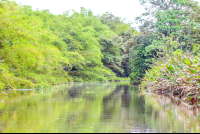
[
  {"left": 140, "top": 53, "right": 200, "bottom": 105},
  {"left": 141, "top": 91, "right": 200, "bottom": 116},
  {"left": 0, "top": 79, "right": 130, "bottom": 93}
]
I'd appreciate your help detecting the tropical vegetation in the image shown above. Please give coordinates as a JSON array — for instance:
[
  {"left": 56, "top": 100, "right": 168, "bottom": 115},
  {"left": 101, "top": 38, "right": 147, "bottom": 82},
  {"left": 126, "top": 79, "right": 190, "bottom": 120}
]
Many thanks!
[
  {"left": 133, "top": 0, "right": 200, "bottom": 104},
  {"left": 1, "top": 0, "right": 200, "bottom": 104},
  {"left": 0, "top": 0, "right": 134, "bottom": 90}
]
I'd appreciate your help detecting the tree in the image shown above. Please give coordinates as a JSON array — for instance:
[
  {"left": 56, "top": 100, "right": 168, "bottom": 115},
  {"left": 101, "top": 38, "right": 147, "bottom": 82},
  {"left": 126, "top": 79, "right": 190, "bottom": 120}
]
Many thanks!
[{"left": 136, "top": 0, "right": 189, "bottom": 32}]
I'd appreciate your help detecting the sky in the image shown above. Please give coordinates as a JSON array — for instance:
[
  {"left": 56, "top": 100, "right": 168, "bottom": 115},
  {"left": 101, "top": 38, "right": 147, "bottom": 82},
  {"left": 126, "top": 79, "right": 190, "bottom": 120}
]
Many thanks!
[{"left": 13, "top": 0, "right": 146, "bottom": 29}]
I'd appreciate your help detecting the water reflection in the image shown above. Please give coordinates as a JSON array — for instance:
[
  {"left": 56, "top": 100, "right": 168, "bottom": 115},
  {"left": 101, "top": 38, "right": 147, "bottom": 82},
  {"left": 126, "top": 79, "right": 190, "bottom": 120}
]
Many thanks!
[
  {"left": 155, "top": 94, "right": 200, "bottom": 117},
  {"left": 0, "top": 83, "right": 200, "bottom": 133},
  {"left": 143, "top": 93, "right": 200, "bottom": 133}
]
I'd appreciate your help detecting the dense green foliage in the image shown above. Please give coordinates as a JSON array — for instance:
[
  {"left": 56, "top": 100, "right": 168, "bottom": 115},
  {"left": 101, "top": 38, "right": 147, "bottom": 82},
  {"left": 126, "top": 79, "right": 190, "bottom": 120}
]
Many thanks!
[
  {"left": 130, "top": 0, "right": 198, "bottom": 82},
  {"left": 0, "top": 0, "right": 133, "bottom": 90},
  {"left": 131, "top": 0, "right": 200, "bottom": 103},
  {"left": 3, "top": 0, "right": 200, "bottom": 97}
]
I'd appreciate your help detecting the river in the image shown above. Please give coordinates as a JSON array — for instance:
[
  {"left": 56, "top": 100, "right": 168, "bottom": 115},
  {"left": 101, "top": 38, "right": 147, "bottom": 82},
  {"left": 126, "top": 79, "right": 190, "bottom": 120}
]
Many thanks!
[{"left": 0, "top": 82, "right": 199, "bottom": 133}]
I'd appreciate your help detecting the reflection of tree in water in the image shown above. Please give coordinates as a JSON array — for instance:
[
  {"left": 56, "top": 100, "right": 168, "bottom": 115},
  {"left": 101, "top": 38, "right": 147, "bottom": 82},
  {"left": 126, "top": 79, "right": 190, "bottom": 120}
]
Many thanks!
[
  {"left": 102, "top": 85, "right": 147, "bottom": 117},
  {"left": 68, "top": 88, "right": 81, "bottom": 98},
  {"left": 140, "top": 93, "right": 200, "bottom": 132},
  {"left": 130, "top": 89, "right": 146, "bottom": 115},
  {"left": 101, "top": 85, "right": 154, "bottom": 132},
  {"left": 121, "top": 85, "right": 131, "bottom": 108},
  {"left": 102, "top": 85, "right": 123, "bottom": 118},
  {"left": 67, "top": 85, "right": 85, "bottom": 98},
  {"left": 103, "top": 86, "right": 123, "bottom": 101},
  {"left": 67, "top": 84, "right": 97, "bottom": 101},
  {"left": 102, "top": 85, "right": 143, "bottom": 117},
  {"left": 152, "top": 94, "right": 200, "bottom": 117},
  {"left": 51, "top": 85, "right": 84, "bottom": 101},
  {"left": 67, "top": 84, "right": 100, "bottom": 98}
]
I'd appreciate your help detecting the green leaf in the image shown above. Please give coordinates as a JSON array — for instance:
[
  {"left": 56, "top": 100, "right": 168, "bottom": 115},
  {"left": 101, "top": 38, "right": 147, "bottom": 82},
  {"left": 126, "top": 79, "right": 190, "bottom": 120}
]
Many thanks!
[
  {"left": 185, "top": 58, "right": 191, "bottom": 66},
  {"left": 188, "top": 68, "right": 197, "bottom": 74}
]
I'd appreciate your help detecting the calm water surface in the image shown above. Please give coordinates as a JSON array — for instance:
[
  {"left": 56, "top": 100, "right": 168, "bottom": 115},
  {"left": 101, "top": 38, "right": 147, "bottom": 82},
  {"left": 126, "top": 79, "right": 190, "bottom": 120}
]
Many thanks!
[{"left": 0, "top": 83, "right": 200, "bottom": 133}]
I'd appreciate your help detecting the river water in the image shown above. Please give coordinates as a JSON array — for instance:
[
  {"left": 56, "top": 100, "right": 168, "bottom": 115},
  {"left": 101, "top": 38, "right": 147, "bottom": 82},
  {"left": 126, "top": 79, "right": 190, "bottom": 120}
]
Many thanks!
[{"left": 0, "top": 82, "right": 200, "bottom": 133}]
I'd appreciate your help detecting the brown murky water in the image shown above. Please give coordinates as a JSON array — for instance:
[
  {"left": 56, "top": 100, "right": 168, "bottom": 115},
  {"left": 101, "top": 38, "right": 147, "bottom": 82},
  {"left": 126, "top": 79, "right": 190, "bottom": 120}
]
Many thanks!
[{"left": 0, "top": 83, "right": 200, "bottom": 133}]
